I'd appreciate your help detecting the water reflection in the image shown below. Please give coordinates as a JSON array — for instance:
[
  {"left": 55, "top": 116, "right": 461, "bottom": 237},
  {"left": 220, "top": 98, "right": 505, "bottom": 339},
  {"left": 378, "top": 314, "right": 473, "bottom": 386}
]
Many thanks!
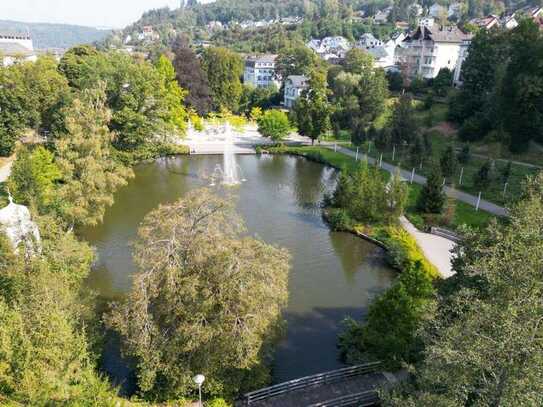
[{"left": 80, "top": 155, "right": 395, "bottom": 385}]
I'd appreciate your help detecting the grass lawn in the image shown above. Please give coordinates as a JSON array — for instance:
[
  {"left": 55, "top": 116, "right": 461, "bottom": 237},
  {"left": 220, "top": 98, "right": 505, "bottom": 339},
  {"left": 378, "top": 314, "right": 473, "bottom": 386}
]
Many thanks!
[
  {"left": 267, "top": 145, "right": 496, "bottom": 231},
  {"left": 350, "top": 126, "right": 539, "bottom": 207}
]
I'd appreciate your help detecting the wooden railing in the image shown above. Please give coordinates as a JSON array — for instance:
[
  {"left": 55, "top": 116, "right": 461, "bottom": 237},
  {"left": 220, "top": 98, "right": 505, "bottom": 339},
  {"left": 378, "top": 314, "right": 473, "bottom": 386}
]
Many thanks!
[
  {"left": 307, "top": 390, "right": 379, "bottom": 407},
  {"left": 242, "top": 362, "right": 382, "bottom": 405}
]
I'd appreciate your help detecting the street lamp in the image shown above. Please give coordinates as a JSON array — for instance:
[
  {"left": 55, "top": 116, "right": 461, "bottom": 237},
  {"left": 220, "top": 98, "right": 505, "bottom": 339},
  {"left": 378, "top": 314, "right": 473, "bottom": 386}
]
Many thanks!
[{"left": 193, "top": 374, "right": 205, "bottom": 407}]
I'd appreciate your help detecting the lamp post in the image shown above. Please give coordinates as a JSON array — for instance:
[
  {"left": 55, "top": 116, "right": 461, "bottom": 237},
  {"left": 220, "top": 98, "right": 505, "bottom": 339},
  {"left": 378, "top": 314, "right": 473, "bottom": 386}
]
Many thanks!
[{"left": 193, "top": 374, "right": 205, "bottom": 407}]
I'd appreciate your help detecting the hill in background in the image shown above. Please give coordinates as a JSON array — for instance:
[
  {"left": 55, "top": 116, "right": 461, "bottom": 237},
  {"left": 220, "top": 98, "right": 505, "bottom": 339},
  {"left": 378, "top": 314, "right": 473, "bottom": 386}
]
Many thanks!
[{"left": 0, "top": 20, "right": 110, "bottom": 49}]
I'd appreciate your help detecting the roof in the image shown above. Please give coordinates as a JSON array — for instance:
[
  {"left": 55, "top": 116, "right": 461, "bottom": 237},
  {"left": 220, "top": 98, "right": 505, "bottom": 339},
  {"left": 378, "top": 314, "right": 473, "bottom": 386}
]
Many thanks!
[
  {"left": 405, "top": 25, "right": 472, "bottom": 43},
  {"left": 286, "top": 75, "right": 309, "bottom": 88},
  {"left": 0, "top": 31, "right": 31, "bottom": 40},
  {"left": 246, "top": 54, "right": 277, "bottom": 63},
  {"left": 367, "top": 46, "right": 389, "bottom": 59},
  {"left": 0, "top": 42, "right": 33, "bottom": 56}
]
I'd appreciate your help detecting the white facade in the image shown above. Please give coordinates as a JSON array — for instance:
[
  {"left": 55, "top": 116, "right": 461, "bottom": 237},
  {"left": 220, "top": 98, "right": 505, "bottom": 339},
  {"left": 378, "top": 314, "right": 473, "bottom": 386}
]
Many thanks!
[
  {"left": 0, "top": 32, "right": 36, "bottom": 67},
  {"left": 243, "top": 55, "right": 279, "bottom": 88},
  {"left": 357, "top": 33, "right": 383, "bottom": 49},
  {"left": 284, "top": 75, "right": 308, "bottom": 109},
  {"left": 374, "top": 7, "right": 392, "bottom": 24},
  {"left": 453, "top": 38, "right": 471, "bottom": 86},
  {"left": 399, "top": 25, "right": 472, "bottom": 79},
  {"left": 306, "top": 36, "right": 352, "bottom": 61}
]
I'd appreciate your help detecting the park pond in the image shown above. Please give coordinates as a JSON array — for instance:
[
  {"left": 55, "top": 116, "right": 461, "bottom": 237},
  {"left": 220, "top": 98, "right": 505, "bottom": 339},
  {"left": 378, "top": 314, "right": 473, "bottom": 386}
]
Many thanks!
[{"left": 80, "top": 154, "right": 395, "bottom": 391}]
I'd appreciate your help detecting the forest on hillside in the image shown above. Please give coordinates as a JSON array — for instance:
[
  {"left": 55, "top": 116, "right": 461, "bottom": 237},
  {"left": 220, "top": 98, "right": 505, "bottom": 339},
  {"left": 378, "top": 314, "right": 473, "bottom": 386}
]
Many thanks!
[{"left": 0, "top": 20, "right": 110, "bottom": 49}]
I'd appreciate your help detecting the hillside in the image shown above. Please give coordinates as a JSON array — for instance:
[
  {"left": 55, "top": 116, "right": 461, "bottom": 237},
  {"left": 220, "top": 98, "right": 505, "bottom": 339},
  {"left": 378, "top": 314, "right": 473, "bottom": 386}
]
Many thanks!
[{"left": 0, "top": 20, "right": 110, "bottom": 49}]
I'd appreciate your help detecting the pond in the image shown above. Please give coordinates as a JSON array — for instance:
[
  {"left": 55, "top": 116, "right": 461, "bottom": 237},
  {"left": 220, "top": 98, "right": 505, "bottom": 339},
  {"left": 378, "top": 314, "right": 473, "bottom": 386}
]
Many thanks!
[{"left": 80, "top": 154, "right": 395, "bottom": 390}]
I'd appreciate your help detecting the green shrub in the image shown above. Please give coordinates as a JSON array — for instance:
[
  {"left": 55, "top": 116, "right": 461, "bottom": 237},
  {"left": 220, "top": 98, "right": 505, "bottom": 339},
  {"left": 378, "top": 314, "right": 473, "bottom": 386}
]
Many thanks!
[
  {"left": 338, "top": 261, "right": 436, "bottom": 369},
  {"left": 327, "top": 208, "right": 352, "bottom": 231},
  {"left": 382, "top": 227, "right": 440, "bottom": 280}
]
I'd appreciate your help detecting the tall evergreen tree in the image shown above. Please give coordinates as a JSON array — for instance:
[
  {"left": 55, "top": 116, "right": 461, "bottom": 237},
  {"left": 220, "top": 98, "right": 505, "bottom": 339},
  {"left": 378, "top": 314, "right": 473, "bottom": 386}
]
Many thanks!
[{"left": 417, "top": 165, "right": 446, "bottom": 214}]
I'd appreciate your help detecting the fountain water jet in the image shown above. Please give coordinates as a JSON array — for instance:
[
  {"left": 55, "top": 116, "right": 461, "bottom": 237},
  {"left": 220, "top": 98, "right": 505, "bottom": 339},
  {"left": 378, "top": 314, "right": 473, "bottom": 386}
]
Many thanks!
[{"left": 209, "top": 123, "right": 247, "bottom": 186}]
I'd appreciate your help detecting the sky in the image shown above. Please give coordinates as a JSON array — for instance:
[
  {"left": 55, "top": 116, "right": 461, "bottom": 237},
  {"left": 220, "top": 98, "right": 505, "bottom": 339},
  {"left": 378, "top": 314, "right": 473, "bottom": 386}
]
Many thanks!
[{"left": 0, "top": 0, "right": 211, "bottom": 29}]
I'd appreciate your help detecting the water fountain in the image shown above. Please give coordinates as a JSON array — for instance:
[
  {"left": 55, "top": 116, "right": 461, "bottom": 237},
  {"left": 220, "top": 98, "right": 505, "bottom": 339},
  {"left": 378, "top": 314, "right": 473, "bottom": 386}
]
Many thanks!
[{"left": 209, "top": 123, "right": 246, "bottom": 186}]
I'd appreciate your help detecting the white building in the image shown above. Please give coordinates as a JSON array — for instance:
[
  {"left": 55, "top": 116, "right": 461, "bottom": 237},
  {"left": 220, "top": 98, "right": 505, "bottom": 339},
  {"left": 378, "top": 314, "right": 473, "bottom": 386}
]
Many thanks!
[
  {"left": 399, "top": 25, "right": 472, "bottom": 79},
  {"left": 0, "top": 32, "right": 36, "bottom": 66},
  {"left": 420, "top": 17, "right": 435, "bottom": 27},
  {"left": 470, "top": 15, "right": 500, "bottom": 30},
  {"left": 374, "top": 7, "right": 392, "bottom": 24},
  {"left": 243, "top": 54, "right": 279, "bottom": 88},
  {"left": 284, "top": 75, "right": 308, "bottom": 109},
  {"left": 453, "top": 38, "right": 471, "bottom": 86},
  {"left": 306, "top": 36, "right": 351, "bottom": 61},
  {"left": 357, "top": 33, "right": 383, "bottom": 49}
]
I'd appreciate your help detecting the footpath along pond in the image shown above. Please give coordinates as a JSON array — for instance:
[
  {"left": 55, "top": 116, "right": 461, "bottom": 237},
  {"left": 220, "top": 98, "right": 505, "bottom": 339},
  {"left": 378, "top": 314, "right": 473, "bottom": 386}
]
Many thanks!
[{"left": 80, "top": 154, "right": 395, "bottom": 389}]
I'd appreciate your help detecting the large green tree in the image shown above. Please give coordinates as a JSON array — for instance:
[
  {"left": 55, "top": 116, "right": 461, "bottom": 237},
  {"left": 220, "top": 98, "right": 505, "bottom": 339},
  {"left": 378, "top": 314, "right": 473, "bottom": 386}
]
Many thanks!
[
  {"left": 276, "top": 44, "right": 319, "bottom": 79},
  {"left": 107, "top": 189, "right": 290, "bottom": 400},
  {"left": 55, "top": 84, "right": 133, "bottom": 227},
  {"left": 387, "top": 172, "right": 543, "bottom": 405},
  {"left": 257, "top": 109, "right": 291, "bottom": 141},
  {"left": 290, "top": 69, "right": 331, "bottom": 144},
  {"left": 201, "top": 47, "right": 244, "bottom": 112},
  {"left": 155, "top": 55, "right": 188, "bottom": 136}
]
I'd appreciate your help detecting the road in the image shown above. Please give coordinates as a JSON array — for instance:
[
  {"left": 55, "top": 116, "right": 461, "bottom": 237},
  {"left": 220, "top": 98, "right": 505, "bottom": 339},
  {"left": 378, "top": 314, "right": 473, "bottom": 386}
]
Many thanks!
[{"left": 326, "top": 144, "right": 508, "bottom": 217}]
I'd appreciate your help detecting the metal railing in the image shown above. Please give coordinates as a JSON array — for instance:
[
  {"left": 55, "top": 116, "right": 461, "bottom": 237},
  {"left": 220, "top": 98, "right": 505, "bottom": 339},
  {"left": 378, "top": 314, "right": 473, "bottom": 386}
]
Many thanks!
[
  {"left": 430, "top": 226, "right": 462, "bottom": 243},
  {"left": 242, "top": 362, "right": 382, "bottom": 405},
  {"left": 307, "top": 390, "right": 380, "bottom": 407}
]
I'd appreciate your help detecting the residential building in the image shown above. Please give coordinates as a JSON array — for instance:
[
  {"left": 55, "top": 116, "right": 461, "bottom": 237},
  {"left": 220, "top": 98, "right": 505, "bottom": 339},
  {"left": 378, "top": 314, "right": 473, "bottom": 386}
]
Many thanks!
[
  {"left": 501, "top": 13, "right": 518, "bottom": 30},
  {"left": 367, "top": 46, "right": 395, "bottom": 69},
  {"left": 0, "top": 32, "right": 36, "bottom": 66},
  {"left": 453, "top": 38, "right": 471, "bottom": 86},
  {"left": 356, "top": 33, "right": 383, "bottom": 49},
  {"left": 243, "top": 54, "right": 279, "bottom": 88},
  {"left": 420, "top": 17, "right": 435, "bottom": 27},
  {"left": 399, "top": 25, "right": 472, "bottom": 79},
  {"left": 138, "top": 26, "right": 159, "bottom": 41},
  {"left": 470, "top": 15, "right": 500, "bottom": 30},
  {"left": 284, "top": 75, "right": 308, "bottom": 109},
  {"left": 374, "top": 7, "right": 392, "bottom": 24},
  {"left": 306, "top": 36, "right": 351, "bottom": 61}
]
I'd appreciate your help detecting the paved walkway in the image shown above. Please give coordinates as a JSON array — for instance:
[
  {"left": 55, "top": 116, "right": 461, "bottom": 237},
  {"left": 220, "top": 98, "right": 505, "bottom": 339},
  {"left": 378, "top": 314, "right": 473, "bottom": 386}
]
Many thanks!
[
  {"left": 399, "top": 216, "right": 456, "bottom": 278},
  {"left": 326, "top": 145, "right": 508, "bottom": 217}
]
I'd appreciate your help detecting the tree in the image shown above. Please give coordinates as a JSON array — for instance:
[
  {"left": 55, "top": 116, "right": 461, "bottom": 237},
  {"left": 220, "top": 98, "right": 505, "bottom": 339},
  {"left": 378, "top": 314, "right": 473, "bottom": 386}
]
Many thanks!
[
  {"left": 502, "top": 20, "right": 543, "bottom": 152},
  {"left": 473, "top": 160, "right": 493, "bottom": 189},
  {"left": 409, "top": 134, "right": 424, "bottom": 167},
  {"left": 201, "top": 47, "right": 244, "bottom": 112},
  {"left": 0, "top": 215, "right": 118, "bottom": 404},
  {"left": 339, "top": 261, "right": 435, "bottom": 368},
  {"left": 356, "top": 68, "right": 389, "bottom": 129},
  {"left": 107, "top": 189, "right": 290, "bottom": 400},
  {"left": 7, "top": 145, "right": 61, "bottom": 212},
  {"left": 155, "top": 55, "right": 188, "bottom": 135},
  {"left": 431, "top": 68, "right": 453, "bottom": 96},
  {"left": 290, "top": 69, "right": 331, "bottom": 144},
  {"left": 387, "top": 172, "right": 543, "bottom": 405},
  {"left": 439, "top": 145, "right": 458, "bottom": 178},
  {"left": 275, "top": 44, "right": 319, "bottom": 79},
  {"left": 457, "top": 144, "right": 471, "bottom": 164},
  {"left": 390, "top": 94, "right": 417, "bottom": 144},
  {"left": 257, "top": 109, "right": 290, "bottom": 142},
  {"left": 55, "top": 84, "right": 133, "bottom": 227},
  {"left": 172, "top": 35, "right": 212, "bottom": 115},
  {"left": 0, "top": 66, "right": 30, "bottom": 155},
  {"left": 343, "top": 48, "right": 374, "bottom": 75},
  {"left": 417, "top": 165, "right": 446, "bottom": 214}
]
